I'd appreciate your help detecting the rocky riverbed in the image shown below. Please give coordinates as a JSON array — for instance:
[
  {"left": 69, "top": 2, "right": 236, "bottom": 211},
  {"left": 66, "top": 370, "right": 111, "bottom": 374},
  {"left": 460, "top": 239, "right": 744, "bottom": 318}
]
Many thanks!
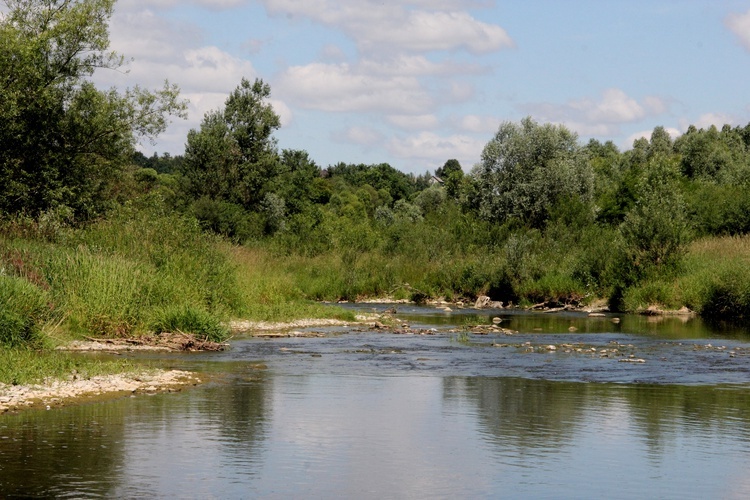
[{"left": 0, "top": 370, "right": 201, "bottom": 413}]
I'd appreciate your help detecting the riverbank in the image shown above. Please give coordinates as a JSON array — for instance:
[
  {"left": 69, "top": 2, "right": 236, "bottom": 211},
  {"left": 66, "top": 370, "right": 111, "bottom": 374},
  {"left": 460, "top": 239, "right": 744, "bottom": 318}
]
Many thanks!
[
  {"left": 0, "top": 369, "right": 200, "bottom": 414},
  {"left": 1, "top": 317, "right": 374, "bottom": 414}
]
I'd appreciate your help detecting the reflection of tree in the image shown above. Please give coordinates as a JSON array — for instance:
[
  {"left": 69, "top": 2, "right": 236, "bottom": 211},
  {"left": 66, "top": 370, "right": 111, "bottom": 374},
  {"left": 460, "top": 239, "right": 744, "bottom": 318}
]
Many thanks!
[
  {"left": 0, "top": 371, "right": 271, "bottom": 496},
  {"left": 446, "top": 376, "right": 750, "bottom": 461},
  {"left": 0, "top": 403, "right": 127, "bottom": 496},
  {"left": 119, "top": 369, "right": 271, "bottom": 472},
  {"left": 623, "top": 384, "right": 750, "bottom": 456},
  {"left": 203, "top": 376, "right": 271, "bottom": 455},
  {"left": 444, "top": 377, "right": 587, "bottom": 453}
]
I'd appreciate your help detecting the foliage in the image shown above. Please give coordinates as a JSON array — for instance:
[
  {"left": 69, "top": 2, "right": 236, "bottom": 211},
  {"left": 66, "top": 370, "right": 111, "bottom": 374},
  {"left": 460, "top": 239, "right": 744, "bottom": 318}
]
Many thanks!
[
  {"left": 0, "top": 349, "right": 134, "bottom": 386},
  {"left": 436, "top": 159, "right": 463, "bottom": 180},
  {"left": 181, "top": 78, "right": 280, "bottom": 209},
  {"left": 325, "top": 162, "right": 419, "bottom": 202},
  {"left": 0, "top": 274, "right": 50, "bottom": 347},
  {"left": 674, "top": 124, "right": 749, "bottom": 182},
  {"left": 151, "top": 305, "right": 229, "bottom": 342},
  {"left": 0, "top": 0, "right": 187, "bottom": 220},
  {"left": 619, "top": 155, "right": 689, "bottom": 273},
  {"left": 476, "top": 117, "right": 594, "bottom": 228}
]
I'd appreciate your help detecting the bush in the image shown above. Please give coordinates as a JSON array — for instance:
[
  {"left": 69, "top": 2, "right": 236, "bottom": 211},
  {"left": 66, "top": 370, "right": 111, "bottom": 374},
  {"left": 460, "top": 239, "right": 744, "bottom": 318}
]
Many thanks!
[
  {"left": 0, "top": 275, "right": 50, "bottom": 347},
  {"left": 191, "top": 197, "right": 261, "bottom": 243},
  {"left": 150, "top": 305, "right": 229, "bottom": 342},
  {"left": 620, "top": 158, "right": 689, "bottom": 274}
]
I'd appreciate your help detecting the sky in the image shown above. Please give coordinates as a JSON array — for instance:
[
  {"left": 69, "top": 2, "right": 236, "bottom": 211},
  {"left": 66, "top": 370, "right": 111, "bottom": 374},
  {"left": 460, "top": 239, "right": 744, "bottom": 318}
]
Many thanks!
[{"left": 92, "top": 0, "right": 750, "bottom": 174}]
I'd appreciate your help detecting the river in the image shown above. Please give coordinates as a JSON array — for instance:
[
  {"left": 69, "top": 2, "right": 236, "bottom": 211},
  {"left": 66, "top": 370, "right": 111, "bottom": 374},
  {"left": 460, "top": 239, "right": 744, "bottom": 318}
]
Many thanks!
[{"left": 2, "top": 305, "right": 750, "bottom": 498}]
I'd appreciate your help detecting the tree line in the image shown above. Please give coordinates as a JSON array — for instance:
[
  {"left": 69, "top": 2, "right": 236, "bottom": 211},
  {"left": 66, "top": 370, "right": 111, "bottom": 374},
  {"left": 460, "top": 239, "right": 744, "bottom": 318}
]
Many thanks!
[{"left": 5, "top": 0, "right": 750, "bottom": 314}]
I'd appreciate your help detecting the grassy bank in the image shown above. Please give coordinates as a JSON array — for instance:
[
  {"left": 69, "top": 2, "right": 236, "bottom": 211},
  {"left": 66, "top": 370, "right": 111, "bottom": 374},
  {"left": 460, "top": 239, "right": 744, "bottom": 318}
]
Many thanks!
[
  {"left": 4, "top": 199, "right": 750, "bottom": 387},
  {"left": 622, "top": 235, "right": 750, "bottom": 317},
  {"left": 0, "top": 200, "right": 354, "bottom": 384},
  {"left": 0, "top": 350, "right": 135, "bottom": 386}
]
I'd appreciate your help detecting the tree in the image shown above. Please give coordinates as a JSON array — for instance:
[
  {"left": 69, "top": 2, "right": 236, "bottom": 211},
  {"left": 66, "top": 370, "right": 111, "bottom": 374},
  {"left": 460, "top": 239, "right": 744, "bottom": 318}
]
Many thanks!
[
  {"left": 648, "top": 126, "right": 673, "bottom": 159},
  {"left": 476, "top": 117, "right": 593, "bottom": 228},
  {"left": 275, "top": 149, "right": 326, "bottom": 214},
  {"left": 674, "top": 124, "right": 749, "bottom": 183},
  {"left": 435, "top": 159, "right": 462, "bottom": 180},
  {"left": 182, "top": 78, "right": 281, "bottom": 209},
  {"left": 620, "top": 155, "right": 689, "bottom": 272},
  {"left": 325, "top": 162, "right": 417, "bottom": 202},
  {"left": 0, "top": 0, "right": 187, "bottom": 220}
]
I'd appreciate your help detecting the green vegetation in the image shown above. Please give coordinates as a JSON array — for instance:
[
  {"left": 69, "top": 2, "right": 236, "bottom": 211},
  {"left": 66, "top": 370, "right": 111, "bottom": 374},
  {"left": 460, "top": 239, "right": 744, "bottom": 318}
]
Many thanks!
[
  {"left": 3, "top": 0, "right": 750, "bottom": 390},
  {"left": 0, "top": 349, "right": 135, "bottom": 386}
]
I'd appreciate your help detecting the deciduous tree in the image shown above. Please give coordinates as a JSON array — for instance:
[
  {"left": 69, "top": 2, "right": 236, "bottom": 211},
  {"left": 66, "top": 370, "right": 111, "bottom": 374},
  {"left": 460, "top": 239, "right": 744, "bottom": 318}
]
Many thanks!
[
  {"left": 0, "top": 0, "right": 187, "bottom": 219},
  {"left": 476, "top": 117, "right": 593, "bottom": 228},
  {"left": 182, "top": 78, "right": 281, "bottom": 209}
]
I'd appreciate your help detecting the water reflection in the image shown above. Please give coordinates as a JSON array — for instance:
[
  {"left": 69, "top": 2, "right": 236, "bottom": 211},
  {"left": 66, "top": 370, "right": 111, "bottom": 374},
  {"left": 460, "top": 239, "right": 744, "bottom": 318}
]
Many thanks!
[
  {"left": 0, "top": 404, "right": 126, "bottom": 497},
  {"left": 3, "top": 307, "right": 750, "bottom": 497},
  {"left": 353, "top": 302, "right": 750, "bottom": 340},
  {"left": 2, "top": 373, "right": 750, "bottom": 498}
]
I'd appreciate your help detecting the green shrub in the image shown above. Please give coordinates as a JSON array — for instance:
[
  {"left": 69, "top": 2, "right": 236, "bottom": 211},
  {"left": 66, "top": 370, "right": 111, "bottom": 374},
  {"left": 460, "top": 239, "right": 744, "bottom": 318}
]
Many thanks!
[
  {"left": 0, "top": 275, "right": 50, "bottom": 347},
  {"left": 697, "top": 267, "right": 750, "bottom": 318},
  {"left": 151, "top": 305, "right": 229, "bottom": 342}
]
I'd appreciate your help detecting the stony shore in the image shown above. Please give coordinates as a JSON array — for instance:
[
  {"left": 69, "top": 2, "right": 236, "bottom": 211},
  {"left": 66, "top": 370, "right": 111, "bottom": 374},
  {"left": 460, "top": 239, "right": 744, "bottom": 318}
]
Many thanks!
[
  {"left": 0, "top": 370, "right": 201, "bottom": 414},
  {"left": 2, "top": 317, "right": 371, "bottom": 414}
]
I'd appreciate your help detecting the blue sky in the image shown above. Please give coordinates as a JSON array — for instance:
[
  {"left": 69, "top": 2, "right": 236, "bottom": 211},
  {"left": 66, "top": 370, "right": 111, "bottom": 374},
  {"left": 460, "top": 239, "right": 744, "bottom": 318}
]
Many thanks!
[{"left": 95, "top": 0, "right": 750, "bottom": 174}]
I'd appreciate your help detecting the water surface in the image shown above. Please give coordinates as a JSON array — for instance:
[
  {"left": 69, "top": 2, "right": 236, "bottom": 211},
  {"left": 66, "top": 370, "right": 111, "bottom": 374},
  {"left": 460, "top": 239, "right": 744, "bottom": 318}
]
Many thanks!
[{"left": 2, "top": 306, "right": 750, "bottom": 498}]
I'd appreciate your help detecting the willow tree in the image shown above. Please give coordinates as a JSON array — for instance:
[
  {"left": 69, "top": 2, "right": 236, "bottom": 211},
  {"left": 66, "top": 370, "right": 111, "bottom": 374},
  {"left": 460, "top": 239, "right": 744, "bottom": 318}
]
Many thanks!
[
  {"left": 0, "top": 0, "right": 187, "bottom": 220},
  {"left": 476, "top": 117, "right": 594, "bottom": 228}
]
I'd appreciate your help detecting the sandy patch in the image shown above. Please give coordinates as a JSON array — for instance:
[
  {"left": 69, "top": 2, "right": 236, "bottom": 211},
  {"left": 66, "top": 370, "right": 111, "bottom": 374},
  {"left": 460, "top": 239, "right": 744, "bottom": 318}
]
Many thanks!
[
  {"left": 229, "top": 315, "right": 376, "bottom": 333},
  {"left": 0, "top": 370, "right": 200, "bottom": 413}
]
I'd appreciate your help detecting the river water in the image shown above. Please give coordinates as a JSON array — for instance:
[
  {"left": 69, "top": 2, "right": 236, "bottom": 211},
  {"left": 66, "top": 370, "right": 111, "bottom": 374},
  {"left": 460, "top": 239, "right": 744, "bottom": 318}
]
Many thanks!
[{"left": 3, "top": 305, "right": 750, "bottom": 498}]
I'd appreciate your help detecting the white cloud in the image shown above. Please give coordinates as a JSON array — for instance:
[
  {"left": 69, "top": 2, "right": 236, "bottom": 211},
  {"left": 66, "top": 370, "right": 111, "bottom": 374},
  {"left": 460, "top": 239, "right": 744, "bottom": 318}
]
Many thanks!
[
  {"left": 523, "top": 89, "right": 670, "bottom": 138},
  {"left": 388, "top": 132, "right": 484, "bottom": 167},
  {"left": 526, "top": 88, "right": 668, "bottom": 125},
  {"left": 108, "top": 8, "right": 203, "bottom": 64},
  {"left": 335, "top": 126, "right": 385, "bottom": 146},
  {"left": 277, "top": 62, "right": 433, "bottom": 114},
  {"left": 448, "top": 81, "right": 475, "bottom": 102},
  {"left": 94, "top": 3, "right": 297, "bottom": 154},
  {"left": 643, "top": 95, "right": 669, "bottom": 115},
  {"left": 387, "top": 114, "right": 440, "bottom": 130},
  {"left": 276, "top": 53, "right": 482, "bottom": 116},
  {"left": 564, "top": 122, "right": 620, "bottom": 137},
  {"left": 726, "top": 9, "right": 750, "bottom": 52},
  {"left": 269, "top": 99, "right": 294, "bottom": 127},
  {"left": 258, "top": 0, "right": 513, "bottom": 54},
  {"left": 117, "top": 0, "right": 249, "bottom": 11},
  {"left": 321, "top": 44, "right": 348, "bottom": 61},
  {"left": 573, "top": 88, "right": 646, "bottom": 123},
  {"left": 359, "top": 54, "right": 478, "bottom": 77},
  {"left": 356, "top": 10, "right": 514, "bottom": 54},
  {"left": 97, "top": 46, "right": 258, "bottom": 98},
  {"left": 689, "top": 112, "right": 739, "bottom": 130},
  {"left": 458, "top": 114, "right": 501, "bottom": 134}
]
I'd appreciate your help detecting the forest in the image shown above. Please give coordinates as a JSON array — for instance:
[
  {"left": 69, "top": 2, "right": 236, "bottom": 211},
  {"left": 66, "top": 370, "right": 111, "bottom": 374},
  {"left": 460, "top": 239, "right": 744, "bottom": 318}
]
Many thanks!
[{"left": 3, "top": 0, "right": 750, "bottom": 353}]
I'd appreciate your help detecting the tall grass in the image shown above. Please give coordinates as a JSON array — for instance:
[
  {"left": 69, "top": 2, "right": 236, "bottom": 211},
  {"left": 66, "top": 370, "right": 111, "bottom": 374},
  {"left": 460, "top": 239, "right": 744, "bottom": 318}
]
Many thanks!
[
  {"left": 678, "top": 236, "right": 750, "bottom": 317},
  {"left": 0, "top": 202, "right": 354, "bottom": 344},
  {"left": 620, "top": 235, "right": 750, "bottom": 316},
  {"left": 0, "top": 274, "right": 51, "bottom": 347}
]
